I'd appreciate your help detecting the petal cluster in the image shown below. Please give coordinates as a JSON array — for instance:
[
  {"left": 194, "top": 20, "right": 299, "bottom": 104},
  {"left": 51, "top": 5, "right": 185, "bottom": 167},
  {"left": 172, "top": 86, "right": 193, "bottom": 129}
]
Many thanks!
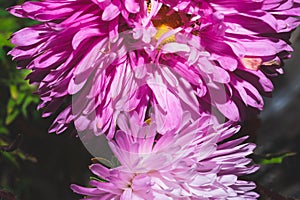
[
  {"left": 8, "top": 1, "right": 300, "bottom": 199},
  {"left": 71, "top": 112, "right": 259, "bottom": 199},
  {"left": 8, "top": 0, "right": 300, "bottom": 135}
]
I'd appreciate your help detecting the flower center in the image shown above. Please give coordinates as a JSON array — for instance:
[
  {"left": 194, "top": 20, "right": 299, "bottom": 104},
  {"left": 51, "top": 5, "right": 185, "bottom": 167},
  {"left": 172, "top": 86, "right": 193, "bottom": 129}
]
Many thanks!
[{"left": 151, "top": 5, "right": 186, "bottom": 44}]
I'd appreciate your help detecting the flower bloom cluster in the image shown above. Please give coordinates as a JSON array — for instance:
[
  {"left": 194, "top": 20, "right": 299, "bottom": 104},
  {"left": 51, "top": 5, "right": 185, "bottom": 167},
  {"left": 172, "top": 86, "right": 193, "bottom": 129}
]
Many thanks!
[
  {"left": 71, "top": 113, "right": 259, "bottom": 199},
  {"left": 8, "top": 0, "right": 300, "bottom": 199},
  {"left": 8, "top": 0, "right": 300, "bottom": 135}
]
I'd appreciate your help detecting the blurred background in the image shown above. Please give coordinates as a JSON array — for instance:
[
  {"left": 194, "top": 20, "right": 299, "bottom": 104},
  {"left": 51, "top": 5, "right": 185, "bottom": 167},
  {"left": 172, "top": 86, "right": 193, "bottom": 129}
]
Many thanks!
[
  {"left": 252, "top": 27, "right": 300, "bottom": 199},
  {"left": 0, "top": 1, "right": 299, "bottom": 199},
  {"left": 0, "top": 1, "right": 94, "bottom": 199}
]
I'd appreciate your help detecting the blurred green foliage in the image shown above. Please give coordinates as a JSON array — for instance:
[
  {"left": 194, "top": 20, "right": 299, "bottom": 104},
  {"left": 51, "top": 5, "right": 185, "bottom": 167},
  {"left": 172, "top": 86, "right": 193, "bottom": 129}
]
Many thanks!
[
  {"left": 0, "top": 2, "right": 39, "bottom": 161},
  {"left": 254, "top": 152, "right": 297, "bottom": 165},
  {"left": 0, "top": 4, "right": 91, "bottom": 200},
  {"left": 0, "top": 2, "right": 41, "bottom": 199},
  {"left": 0, "top": 2, "right": 39, "bottom": 127}
]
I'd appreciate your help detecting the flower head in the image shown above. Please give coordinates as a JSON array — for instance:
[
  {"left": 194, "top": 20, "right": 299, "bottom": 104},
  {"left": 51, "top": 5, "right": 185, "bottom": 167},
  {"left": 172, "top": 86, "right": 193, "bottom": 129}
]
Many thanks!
[
  {"left": 8, "top": 0, "right": 300, "bottom": 136},
  {"left": 71, "top": 112, "right": 259, "bottom": 199}
]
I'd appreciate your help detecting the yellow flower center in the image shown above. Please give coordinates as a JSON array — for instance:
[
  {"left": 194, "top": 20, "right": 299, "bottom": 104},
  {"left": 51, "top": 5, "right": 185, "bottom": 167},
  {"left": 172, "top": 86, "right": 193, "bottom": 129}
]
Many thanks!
[
  {"left": 151, "top": 5, "right": 185, "bottom": 45},
  {"left": 144, "top": 118, "right": 152, "bottom": 125}
]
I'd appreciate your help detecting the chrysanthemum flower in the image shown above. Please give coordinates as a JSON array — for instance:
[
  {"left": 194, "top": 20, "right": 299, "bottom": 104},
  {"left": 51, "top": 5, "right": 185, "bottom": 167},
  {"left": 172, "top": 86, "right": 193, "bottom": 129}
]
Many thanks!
[
  {"left": 140, "top": 0, "right": 300, "bottom": 120},
  {"left": 71, "top": 112, "right": 259, "bottom": 199},
  {"left": 8, "top": 0, "right": 300, "bottom": 135}
]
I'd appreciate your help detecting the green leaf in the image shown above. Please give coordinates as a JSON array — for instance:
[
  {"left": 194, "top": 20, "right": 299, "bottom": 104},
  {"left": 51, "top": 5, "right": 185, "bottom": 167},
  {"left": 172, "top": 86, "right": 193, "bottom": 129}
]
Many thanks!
[
  {"left": 256, "top": 152, "right": 296, "bottom": 165},
  {"left": 21, "top": 96, "right": 34, "bottom": 118},
  {"left": 0, "top": 32, "right": 13, "bottom": 47},
  {"left": 9, "top": 85, "right": 18, "bottom": 100},
  {"left": 0, "top": 17, "right": 18, "bottom": 32},
  {"left": 14, "top": 149, "right": 35, "bottom": 162},
  {"left": 0, "top": 8, "right": 10, "bottom": 17},
  {"left": 0, "top": 32, "right": 13, "bottom": 63},
  {"left": 0, "top": 138, "right": 8, "bottom": 146},
  {"left": 1, "top": 151, "right": 19, "bottom": 168},
  {"left": 0, "top": 8, "right": 18, "bottom": 32},
  {"left": 0, "top": 48, "right": 6, "bottom": 63},
  {"left": 5, "top": 109, "right": 19, "bottom": 125},
  {"left": 16, "top": 92, "right": 26, "bottom": 105},
  {"left": 90, "top": 176, "right": 108, "bottom": 183},
  {"left": 0, "top": 126, "right": 9, "bottom": 135},
  {"left": 6, "top": 98, "right": 16, "bottom": 114}
]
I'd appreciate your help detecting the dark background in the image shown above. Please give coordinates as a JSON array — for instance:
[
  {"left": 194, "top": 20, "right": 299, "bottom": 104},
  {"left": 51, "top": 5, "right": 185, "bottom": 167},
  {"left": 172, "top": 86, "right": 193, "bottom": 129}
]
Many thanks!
[
  {"left": 253, "top": 28, "right": 300, "bottom": 199},
  {"left": 0, "top": 1, "right": 299, "bottom": 199}
]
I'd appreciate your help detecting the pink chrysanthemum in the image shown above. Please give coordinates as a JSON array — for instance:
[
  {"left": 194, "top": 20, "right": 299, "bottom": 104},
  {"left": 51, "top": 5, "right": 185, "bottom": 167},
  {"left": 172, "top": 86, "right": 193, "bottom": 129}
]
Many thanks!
[
  {"left": 71, "top": 112, "right": 259, "bottom": 199},
  {"left": 8, "top": 0, "right": 300, "bottom": 135}
]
